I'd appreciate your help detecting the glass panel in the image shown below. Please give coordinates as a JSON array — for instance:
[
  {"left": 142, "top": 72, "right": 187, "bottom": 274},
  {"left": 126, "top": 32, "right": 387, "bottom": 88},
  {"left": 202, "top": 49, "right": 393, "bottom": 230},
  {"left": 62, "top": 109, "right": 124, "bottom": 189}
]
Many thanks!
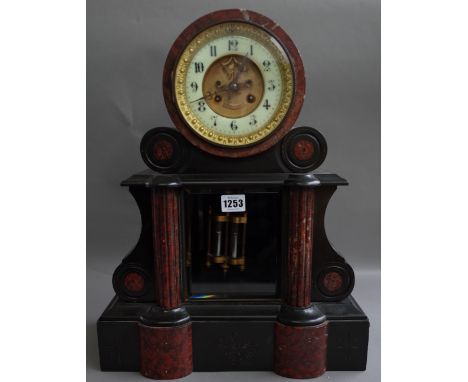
[{"left": 185, "top": 191, "right": 281, "bottom": 300}]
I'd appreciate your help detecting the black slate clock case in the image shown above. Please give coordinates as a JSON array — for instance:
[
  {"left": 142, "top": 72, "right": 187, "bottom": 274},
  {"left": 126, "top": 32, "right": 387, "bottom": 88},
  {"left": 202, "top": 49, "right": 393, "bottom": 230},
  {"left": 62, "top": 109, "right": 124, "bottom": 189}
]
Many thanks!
[
  {"left": 97, "top": 8, "right": 369, "bottom": 379},
  {"left": 98, "top": 125, "right": 369, "bottom": 373}
]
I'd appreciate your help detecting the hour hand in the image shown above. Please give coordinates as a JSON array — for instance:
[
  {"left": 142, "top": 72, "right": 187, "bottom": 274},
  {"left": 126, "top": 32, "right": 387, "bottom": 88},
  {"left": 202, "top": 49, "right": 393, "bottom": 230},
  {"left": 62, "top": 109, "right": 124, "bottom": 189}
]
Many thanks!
[
  {"left": 190, "top": 91, "right": 214, "bottom": 103},
  {"left": 190, "top": 85, "right": 230, "bottom": 103}
]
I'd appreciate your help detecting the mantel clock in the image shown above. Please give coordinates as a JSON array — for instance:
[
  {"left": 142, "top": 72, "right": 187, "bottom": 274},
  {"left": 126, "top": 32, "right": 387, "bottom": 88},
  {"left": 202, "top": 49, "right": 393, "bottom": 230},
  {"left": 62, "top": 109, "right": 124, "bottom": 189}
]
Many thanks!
[{"left": 97, "top": 9, "right": 369, "bottom": 380}]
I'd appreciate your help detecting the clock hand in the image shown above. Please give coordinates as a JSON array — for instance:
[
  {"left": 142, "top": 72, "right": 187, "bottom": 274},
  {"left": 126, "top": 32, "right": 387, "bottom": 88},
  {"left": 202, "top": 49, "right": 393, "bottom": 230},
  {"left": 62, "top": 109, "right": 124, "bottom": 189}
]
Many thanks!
[
  {"left": 232, "top": 53, "right": 249, "bottom": 84},
  {"left": 239, "top": 52, "right": 250, "bottom": 67},
  {"left": 227, "top": 54, "right": 251, "bottom": 101},
  {"left": 190, "top": 92, "right": 213, "bottom": 103},
  {"left": 189, "top": 86, "right": 230, "bottom": 103},
  {"left": 190, "top": 79, "right": 254, "bottom": 104}
]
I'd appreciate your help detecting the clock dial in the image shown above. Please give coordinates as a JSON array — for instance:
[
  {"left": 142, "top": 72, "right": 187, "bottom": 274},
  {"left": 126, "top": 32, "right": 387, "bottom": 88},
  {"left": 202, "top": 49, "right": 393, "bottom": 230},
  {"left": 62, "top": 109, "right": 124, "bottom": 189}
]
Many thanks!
[
  {"left": 173, "top": 22, "right": 294, "bottom": 147},
  {"left": 163, "top": 9, "right": 305, "bottom": 158}
]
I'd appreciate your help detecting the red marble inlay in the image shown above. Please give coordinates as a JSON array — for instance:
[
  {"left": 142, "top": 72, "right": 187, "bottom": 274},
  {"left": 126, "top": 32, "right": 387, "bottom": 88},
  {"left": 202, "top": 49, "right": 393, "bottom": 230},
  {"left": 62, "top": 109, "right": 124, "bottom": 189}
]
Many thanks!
[
  {"left": 286, "top": 188, "right": 314, "bottom": 307},
  {"left": 152, "top": 188, "right": 182, "bottom": 310},
  {"left": 274, "top": 321, "right": 328, "bottom": 378},
  {"left": 293, "top": 138, "right": 315, "bottom": 161},
  {"left": 322, "top": 271, "right": 343, "bottom": 293},
  {"left": 123, "top": 272, "right": 145, "bottom": 293},
  {"left": 139, "top": 322, "right": 193, "bottom": 379},
  {"left": 153, "top": 139, "right": 174, "bottom": 162}
]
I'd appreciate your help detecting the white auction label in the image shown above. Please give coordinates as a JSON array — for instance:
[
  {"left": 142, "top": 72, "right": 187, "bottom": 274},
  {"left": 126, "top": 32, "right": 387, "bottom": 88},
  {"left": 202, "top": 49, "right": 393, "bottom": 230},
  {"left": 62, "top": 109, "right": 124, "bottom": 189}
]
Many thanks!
[{"left": 220, "top": 194, "right": 246, "bottom": 212}]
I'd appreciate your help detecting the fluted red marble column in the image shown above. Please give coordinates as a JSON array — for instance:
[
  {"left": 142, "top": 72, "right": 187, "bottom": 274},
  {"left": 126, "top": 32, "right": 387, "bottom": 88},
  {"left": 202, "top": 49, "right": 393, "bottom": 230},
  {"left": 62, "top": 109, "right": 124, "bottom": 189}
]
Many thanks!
[
  {"left": 274, "top": 187, "right": 328, "bottom": 379},
  {"left": 138, "top": 187, "right": 192, "bottom": 380},
  {"left": 285, "top": 187, "right": 314, "bottom": 307},
  {"left": 152, "top": 187, "right": 182, "bottom": 309}
]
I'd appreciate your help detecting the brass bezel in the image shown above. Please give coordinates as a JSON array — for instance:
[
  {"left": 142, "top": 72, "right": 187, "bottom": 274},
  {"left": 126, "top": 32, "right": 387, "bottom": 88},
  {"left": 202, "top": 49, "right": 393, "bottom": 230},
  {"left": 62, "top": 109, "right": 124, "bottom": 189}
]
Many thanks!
[{"left": 174, "top": 22, "right": 294, "bottom": 148}]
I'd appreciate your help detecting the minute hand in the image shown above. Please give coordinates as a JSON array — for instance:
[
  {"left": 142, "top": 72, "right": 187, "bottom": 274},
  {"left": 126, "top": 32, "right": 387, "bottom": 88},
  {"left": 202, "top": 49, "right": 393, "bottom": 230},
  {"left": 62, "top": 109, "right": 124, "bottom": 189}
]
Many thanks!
[
  {"left": 232, "top": 53, "right": 250, "bottom": 84},
  {"left": 190, "top": 79, "right": 252, "bottom": 104}
]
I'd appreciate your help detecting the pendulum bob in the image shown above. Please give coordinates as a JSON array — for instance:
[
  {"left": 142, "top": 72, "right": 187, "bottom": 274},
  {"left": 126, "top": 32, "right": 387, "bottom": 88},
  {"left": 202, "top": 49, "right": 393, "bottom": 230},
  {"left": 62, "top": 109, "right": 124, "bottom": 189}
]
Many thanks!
[
  {"left": 228, "top": 214, "right": 248, "bottom": 271},
  {"left": 208, "top": 214, "right": 229, "bottom": 271}
]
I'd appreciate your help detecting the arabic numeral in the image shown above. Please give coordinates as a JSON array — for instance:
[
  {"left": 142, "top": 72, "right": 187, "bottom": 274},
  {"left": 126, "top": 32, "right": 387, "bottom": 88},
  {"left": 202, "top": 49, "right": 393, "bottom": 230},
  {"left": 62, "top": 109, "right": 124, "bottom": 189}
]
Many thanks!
[
  {"left": 267, "top": 80, "right": 276, "bottom": 91},
  {"left": 198, "top": 101, "right": 206, "bottom": 112},
  {"left": 228, "top": 40, "right": 239, "bottom": 51},
  {"left": 230, "top": 120, "right": 238, "bottom": 130},
  {"left": 190, "top": 82, "right": 198, "bottom": 92},
  {"left": 262, "top": 99, "right": 271, "bottom": 110},
  {"left": 210, "top": 115, "right": 218, "bottom": 127},
  {"left": 262, "top": 60, "right": 271, "bottom": 71},
  {"left": 194, "top": 62, "right": 204, "bottom": 73},
  {"left": 249, "top": 115, "right": 257, "bottom": 126}
]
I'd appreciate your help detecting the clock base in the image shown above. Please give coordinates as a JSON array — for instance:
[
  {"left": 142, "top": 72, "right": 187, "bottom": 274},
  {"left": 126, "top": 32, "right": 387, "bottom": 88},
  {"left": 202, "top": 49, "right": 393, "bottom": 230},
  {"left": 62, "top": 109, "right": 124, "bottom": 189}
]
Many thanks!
[{"left": 97, "top": 295, "right": 369, "bottom": 377}]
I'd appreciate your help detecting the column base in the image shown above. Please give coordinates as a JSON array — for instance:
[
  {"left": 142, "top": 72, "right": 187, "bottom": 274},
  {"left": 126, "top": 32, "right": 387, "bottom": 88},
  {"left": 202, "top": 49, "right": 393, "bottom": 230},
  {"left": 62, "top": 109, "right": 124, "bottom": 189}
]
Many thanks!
[
  {"left": 139, "top": 321, "right": 193, "bottom": 379},
  {"left": 274, "top": 304, "right": 328, "bottom": 379},
  {"left": 274, "top": 321, "right": 328, "bottom": 379}
]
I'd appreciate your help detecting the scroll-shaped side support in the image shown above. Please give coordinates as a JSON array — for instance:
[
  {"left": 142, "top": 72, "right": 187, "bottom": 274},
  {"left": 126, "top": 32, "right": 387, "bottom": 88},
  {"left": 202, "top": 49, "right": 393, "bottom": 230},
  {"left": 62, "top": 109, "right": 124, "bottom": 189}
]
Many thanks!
[
  {"left": 138, "top": 187, "right": 193, "bottom": 380},
  {"left": 274, "top": 186, "right": 328, "bottom": 379},
  {"left": 112, "top": 187, "right": 155, "bottom": 302},
  {"left": 312, "top": 186, "right": 355, "bottom": 301}
]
